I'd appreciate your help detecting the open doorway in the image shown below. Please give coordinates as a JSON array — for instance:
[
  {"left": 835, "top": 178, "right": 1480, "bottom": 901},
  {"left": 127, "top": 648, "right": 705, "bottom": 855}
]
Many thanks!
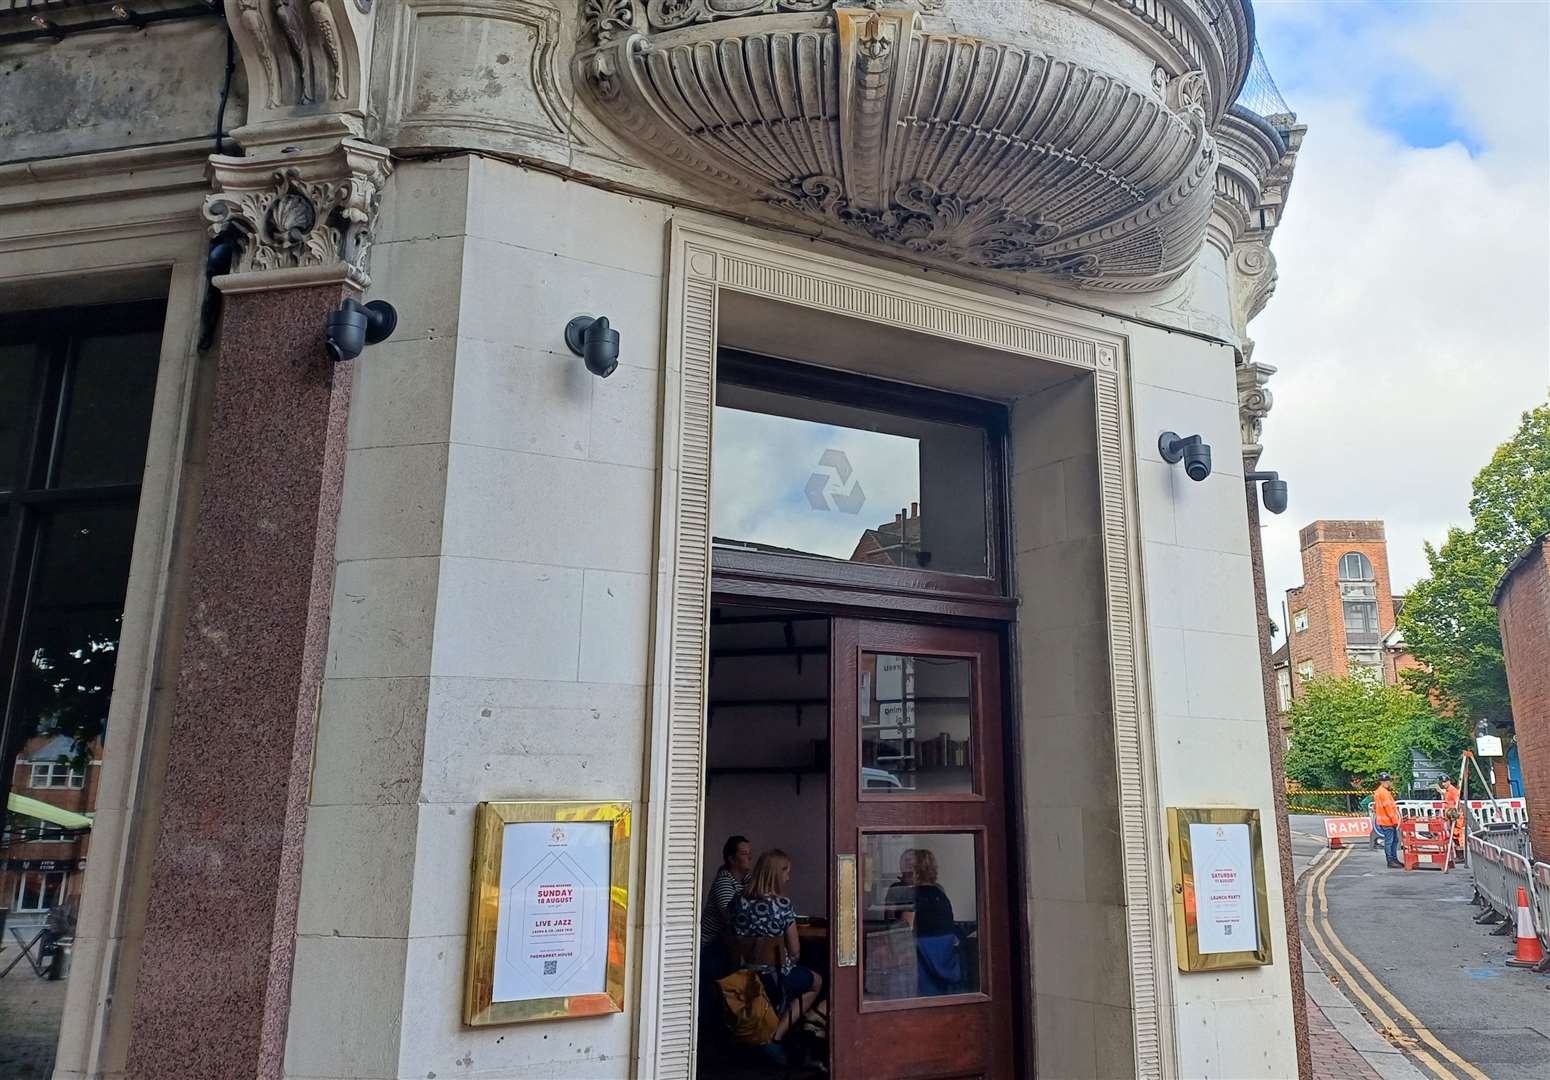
[{"left": 699, "top": 606, "right": 831, "bottom": 1078}]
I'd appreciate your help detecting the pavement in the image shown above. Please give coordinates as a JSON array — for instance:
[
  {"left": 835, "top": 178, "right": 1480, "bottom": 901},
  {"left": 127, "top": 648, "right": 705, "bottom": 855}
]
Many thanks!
[{"left": 1291, "top": 814, "right": 1550, "bottom": 1080}]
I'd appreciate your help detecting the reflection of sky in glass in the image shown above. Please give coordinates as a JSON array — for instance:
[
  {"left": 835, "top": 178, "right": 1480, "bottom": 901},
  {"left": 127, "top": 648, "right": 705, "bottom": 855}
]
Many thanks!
[{"left": 711, "top": 406, "right": 920, "bottom": 559}]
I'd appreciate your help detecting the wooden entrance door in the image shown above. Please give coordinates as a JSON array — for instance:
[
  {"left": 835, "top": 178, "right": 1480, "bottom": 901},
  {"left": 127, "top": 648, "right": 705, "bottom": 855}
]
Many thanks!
[{"left": 829, "top": 619, "right": 1016, "bottom": 1079}]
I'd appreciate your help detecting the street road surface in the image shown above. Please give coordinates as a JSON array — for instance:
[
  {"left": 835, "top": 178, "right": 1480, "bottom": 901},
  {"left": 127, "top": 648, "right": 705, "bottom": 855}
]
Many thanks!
[{"left": 1292, "top": 815, "right": 1550, "bottom": 1080}]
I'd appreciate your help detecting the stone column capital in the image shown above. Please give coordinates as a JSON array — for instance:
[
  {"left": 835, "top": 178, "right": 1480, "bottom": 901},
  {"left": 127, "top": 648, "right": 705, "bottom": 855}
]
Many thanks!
[
  {"left": 1238, "top": 358, "right": 1276, "bottom": 468},
  {"left": 204, "top": 137, "right": 393, "bottom": 294}
]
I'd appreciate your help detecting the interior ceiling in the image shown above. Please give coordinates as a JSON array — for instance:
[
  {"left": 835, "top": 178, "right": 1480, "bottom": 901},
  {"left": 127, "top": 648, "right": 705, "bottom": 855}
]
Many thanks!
[{"left": 717, "top": 291, "right": 1082, "bottom": 403}]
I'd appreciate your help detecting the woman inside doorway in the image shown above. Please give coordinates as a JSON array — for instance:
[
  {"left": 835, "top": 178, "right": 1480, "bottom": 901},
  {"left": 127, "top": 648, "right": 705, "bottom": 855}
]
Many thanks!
[{"left": 731, "top": 850, "right": 824, "bottom": 1038}]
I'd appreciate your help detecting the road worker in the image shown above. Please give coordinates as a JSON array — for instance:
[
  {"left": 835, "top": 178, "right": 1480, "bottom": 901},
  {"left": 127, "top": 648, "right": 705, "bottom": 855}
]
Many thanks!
[
  {"left": 1437, "top": 778, "right": 1464, "bottom": 861},
  {"left": 1373, "top": 773, "right": 1402, "bottom": 868}
]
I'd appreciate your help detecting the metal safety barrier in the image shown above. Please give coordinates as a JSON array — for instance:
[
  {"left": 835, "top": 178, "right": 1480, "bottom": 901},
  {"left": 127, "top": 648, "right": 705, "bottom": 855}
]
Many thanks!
[{"left": 1468, "top": 832, "right": 1548, "bottom": 955}]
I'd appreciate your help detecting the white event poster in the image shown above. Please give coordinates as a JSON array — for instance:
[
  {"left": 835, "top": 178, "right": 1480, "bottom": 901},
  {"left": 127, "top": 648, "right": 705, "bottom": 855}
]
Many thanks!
[
  {"left": 1189, "top": 822, "right": 1257, "bottom": 954},
  {"left": 491, "top": 820, "right": 612, "bottom": 1003}
]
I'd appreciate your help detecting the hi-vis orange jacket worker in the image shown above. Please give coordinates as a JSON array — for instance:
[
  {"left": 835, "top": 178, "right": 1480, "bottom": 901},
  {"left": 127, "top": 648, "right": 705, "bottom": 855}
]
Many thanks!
[
  {"left": 1441, "top": 780, "right": 1463, "bottom": 844},
  {"left": 1373, "top": 784, "right": 1400, "bottom": 827}
]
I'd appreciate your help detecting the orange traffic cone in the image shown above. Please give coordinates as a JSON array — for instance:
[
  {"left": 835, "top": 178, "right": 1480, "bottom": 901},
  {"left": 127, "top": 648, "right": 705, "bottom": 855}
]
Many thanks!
[{"left": 1505, "top": 887, "right": 1545, "bottom": 968}]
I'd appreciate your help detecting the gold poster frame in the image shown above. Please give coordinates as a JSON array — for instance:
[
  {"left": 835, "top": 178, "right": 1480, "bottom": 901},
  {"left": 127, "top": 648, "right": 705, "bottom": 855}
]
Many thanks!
[
  {"left": 1166, "top": 807, "right": 1272, "bottom": 972},
  {"left": 463, "top": 800, "right": 632, "bottom": 1026}
]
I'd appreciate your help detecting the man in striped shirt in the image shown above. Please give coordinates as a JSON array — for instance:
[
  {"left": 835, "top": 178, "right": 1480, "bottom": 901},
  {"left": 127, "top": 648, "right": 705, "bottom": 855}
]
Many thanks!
[{"left": 701, "top": 835, "right": 753, "bottom": 971}]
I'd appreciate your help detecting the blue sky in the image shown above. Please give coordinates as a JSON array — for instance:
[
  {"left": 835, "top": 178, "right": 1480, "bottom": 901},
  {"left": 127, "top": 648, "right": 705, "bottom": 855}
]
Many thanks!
[{"left": 1245, "top": 0, "right": 1550, "bottom": 640}]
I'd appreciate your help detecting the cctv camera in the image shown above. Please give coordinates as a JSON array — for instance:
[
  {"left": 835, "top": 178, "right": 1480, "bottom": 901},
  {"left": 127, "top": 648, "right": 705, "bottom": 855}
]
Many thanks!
[
  {"left": 1262, "top": 478, "right": 1288, "bottom": 514},
  {"left": 565, "top": 315, "right": 621, "bottom": 378},
  {"left": 326, "top": 299, "right": 397, "bottom": 362},
  {"left": 1182, "top": 440, "right": 1211, "bottom": 482},
  {"left": 1247, "top": 471, "right": 1289, "bottom": 514},
  {"left": 1158, "top": 432, "right": 1212, "bottom": 483}
]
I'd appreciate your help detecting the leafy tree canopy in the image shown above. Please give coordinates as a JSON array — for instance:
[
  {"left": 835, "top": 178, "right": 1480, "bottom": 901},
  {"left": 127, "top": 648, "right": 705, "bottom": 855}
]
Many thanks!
[
  {"left": 1398, "top": 402, "right": 1550, "bottom": 723},
  {"left": 1285, "top": 674, "right": 1470, "bottom": 793}
]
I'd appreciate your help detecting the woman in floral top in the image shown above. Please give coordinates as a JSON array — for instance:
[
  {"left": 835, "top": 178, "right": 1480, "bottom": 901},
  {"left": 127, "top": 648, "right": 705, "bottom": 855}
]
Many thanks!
[{"left": 730, "top": 849, "right": 823, "bottom": 1037}]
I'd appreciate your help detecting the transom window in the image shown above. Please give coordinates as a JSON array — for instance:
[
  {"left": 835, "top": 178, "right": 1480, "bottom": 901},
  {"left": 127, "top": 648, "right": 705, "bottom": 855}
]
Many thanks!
[
  {"left": 1338, "top": 552, "right": 1374, "bottom": 581},
  {"left": 711, "top": 351, "right": 1007, "bottom": 585}
]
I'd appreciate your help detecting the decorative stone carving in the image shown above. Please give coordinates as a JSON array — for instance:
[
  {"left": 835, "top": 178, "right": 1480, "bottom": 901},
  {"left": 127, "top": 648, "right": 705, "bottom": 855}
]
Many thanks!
[
  {"left": 1232, "top": 241, "right": 1277, "bottom": 330},
  {"left": 227, "top": 0, "right": 355, "bottom": 114},
  {"left": 645, "top": 0, "right": 826, "bottom": 32},
  {"left": 1237, "top": 359, "right": 1276, "bottom": 466},
  {"left": 582, "top": 0, "right": 633, "bottom": 43},
  {"left": 204, "top": 139, "right": 393, "bottom": 290},
  {"left": 576, "top": 6, "right": 1222, "bottom": 291}
]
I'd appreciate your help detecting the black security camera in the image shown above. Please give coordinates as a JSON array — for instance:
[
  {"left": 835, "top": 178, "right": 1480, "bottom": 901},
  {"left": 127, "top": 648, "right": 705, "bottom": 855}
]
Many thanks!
[
  {"left": 565, "top": 315, "right": 620, "bottom": 378},
  {"left": 1159, "top": 431, "right": 1212, "bottom": 482},
  {"left": 1247, "top": 470, "right": 1288, "bottom": 514},
  {"left": 326, "top": 298, "right": 397, "bottom": 362}
]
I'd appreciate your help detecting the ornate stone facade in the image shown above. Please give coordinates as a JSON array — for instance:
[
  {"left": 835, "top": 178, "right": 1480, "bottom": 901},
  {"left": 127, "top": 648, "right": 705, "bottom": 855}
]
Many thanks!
[
  {"left": 574, "top": 2, "right": 1253, "bottom": 292},
  {"left": 205, "top": 138, "right": 393, "bottom": 290}
]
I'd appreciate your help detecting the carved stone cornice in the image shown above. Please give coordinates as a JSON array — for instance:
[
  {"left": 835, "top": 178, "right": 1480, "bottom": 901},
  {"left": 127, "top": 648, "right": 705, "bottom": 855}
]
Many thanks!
[
  {"left": 576, "top": 6, "right": 1224, "bottom": 292},
  {"left": 204, "top": 138, "right": 392, "bottom": 292},
  {"left": 1237, "top": 358, "right": 1275, "bottom": 467}
]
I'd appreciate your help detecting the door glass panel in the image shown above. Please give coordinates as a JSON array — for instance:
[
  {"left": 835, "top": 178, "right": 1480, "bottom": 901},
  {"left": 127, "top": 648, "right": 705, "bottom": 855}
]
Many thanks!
[
  {"left": 861, "top": 832, "right": 979, "bottom": 1001},
  {"left": 52, "top": 331, "right": 161, "bottom": 488},
  {"left": 860, "top": 654, "right": 974, "bottom": 794},
  {"left": 712, "top": 383, "right": 990, "bottom": 577}
]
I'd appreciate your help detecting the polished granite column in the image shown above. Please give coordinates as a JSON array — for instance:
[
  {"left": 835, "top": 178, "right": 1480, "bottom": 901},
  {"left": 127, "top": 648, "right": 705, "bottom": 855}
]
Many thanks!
[{"left": 124, "top": 138, "right": 390, "bottom": 1080}]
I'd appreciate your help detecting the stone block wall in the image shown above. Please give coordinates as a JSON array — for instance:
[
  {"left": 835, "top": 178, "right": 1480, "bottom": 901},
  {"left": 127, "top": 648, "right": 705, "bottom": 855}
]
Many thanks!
[{"left": 284, "top": 156, "right": 668, "bottom": 1080}]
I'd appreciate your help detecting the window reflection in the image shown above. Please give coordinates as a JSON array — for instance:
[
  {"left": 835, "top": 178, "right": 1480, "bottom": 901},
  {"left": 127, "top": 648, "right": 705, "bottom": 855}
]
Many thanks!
[
  {"left": 711, "top": 375, "right": 991, "bottom": 578},
  {"left": 862, "top": 832, "right": 980, "bottom": 1001},
  {"left": 0, "top": 304, "right": 161, "bottom": 1079},
  {"left": 861, "top": 654, "right": 974, "bottom": 795}
]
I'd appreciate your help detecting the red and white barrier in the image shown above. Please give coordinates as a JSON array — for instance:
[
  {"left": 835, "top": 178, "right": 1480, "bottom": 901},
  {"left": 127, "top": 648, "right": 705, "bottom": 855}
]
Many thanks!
[
  {"left": 1466, "top": 798, "right": 1528, "bottom": 828},
  {"left": 1400, "top": 818, "right": 1453, "bottom": 871},
  {"left": 1323, "top": 817, "right": 1373, "bottom": 848}
]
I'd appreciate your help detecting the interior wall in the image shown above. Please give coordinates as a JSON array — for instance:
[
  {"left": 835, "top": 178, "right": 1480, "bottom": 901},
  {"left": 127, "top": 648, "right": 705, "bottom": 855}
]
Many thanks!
[
  {"left": 1009, "top": 373, "right": 1138, "bottom": 1080},
  {"left": 702, "top": 614, "right": 829, "bottom": 915}
]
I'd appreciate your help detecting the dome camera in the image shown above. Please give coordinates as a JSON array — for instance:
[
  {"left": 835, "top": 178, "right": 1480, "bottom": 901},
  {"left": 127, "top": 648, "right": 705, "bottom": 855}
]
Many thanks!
[
  {"left": 1159, "top": 431, "right": 1212, "bottom": 482},
  {"left": 325, "top": 298, "right": 398, "bottom": 362},
  {"left": 565, "top": 315, "right": 621, "bottom": 378},
  {"left": 1248, "top": 471, "right": 1289, "bottom": 515}
]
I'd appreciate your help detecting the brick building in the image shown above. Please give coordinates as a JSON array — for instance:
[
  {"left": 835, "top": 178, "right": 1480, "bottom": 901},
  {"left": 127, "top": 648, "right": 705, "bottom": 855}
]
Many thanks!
[
  {"left": 1492, "top": 533, "right": 1550, "bottom": 858},
  {"left": 1, "top": 735, "right": 100, "bottom": 921},
  {"left": 1283, "top": 521, "right": 1410, "bottom": 698}
]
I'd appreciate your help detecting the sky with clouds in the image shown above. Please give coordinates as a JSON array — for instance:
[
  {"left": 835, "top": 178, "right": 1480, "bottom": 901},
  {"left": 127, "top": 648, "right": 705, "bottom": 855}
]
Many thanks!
[{"left": 1247, "top": 0, "right": 1550, "bottom": 642}]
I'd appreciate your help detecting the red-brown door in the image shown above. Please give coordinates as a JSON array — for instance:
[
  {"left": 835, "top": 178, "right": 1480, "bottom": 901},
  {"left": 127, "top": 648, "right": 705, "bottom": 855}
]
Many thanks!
[{"left": 829, "top": 619, "right": 1016, "bottom": 1079}]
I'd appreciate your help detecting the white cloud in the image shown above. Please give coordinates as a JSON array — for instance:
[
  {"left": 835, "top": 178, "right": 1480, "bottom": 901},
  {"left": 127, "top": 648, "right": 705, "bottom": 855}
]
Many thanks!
[{"left": 1249, "top": 2, "right": 1550, "bottom": 640}]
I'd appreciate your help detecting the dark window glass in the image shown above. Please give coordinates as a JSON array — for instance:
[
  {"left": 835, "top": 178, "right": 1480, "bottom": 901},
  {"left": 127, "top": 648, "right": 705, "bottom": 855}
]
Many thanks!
[
  {"left": 0, "top": 302, "right": 162, "bottom": 1079},
  {"left": 53, "top": 331, "right": 161, "bottom": 488},
  {"left": 0, "top": 344, "right": 41, "bottom": 490}
]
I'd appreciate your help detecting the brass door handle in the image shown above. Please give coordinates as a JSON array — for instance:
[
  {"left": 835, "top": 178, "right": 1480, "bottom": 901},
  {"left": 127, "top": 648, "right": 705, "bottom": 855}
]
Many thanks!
[{"left": 836, "top": 853, "right": 857, "bottom": 967}]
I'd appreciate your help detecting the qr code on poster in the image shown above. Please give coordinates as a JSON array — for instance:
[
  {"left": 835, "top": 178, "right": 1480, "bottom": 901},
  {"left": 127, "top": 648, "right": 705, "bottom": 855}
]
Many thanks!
[
  {"left": 1224, "top": 926, "right": 1233, "bottom": 936},
  {"left": 544, "top": 960, "right": 558, "bottom": 976}
]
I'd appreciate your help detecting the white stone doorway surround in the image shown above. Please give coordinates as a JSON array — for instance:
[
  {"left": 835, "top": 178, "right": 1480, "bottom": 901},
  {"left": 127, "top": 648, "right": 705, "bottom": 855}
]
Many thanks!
[{"left": 637, "top": 219, "right": 1172, "bottom": 1079}]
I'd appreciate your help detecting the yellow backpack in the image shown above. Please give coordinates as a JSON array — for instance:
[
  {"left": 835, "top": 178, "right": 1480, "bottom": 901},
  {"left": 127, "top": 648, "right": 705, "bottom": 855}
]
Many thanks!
[{"left": 716, "top": 968, "right": 780, "bottom": 1045}]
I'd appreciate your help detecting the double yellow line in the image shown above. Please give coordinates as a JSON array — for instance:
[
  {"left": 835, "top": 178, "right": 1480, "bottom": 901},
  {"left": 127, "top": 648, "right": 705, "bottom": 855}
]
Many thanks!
[{"left": 1301, "top": 847, "right": 1491, "bottom": 1080}]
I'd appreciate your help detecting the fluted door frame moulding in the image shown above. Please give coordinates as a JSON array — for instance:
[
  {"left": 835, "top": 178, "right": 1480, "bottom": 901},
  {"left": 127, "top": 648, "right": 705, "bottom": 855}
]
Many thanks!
[{"left": 638, "top": 215, "right": 1173, "bottom": 1079}]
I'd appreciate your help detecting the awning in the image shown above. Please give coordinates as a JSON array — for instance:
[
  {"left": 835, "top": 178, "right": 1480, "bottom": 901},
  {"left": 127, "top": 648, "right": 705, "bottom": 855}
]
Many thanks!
[{"left": 6, "top": 792, "right": 92, "bottom": 830}]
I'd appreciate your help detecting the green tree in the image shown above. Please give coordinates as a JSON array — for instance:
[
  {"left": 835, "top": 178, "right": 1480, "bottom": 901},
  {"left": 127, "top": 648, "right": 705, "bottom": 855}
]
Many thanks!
[
  {"left": 1398, "top": 402, "right": 1550, "bottom": 722},
  {"left": 1285, "top": 675, "right": 1468, "bottom": 793}
]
